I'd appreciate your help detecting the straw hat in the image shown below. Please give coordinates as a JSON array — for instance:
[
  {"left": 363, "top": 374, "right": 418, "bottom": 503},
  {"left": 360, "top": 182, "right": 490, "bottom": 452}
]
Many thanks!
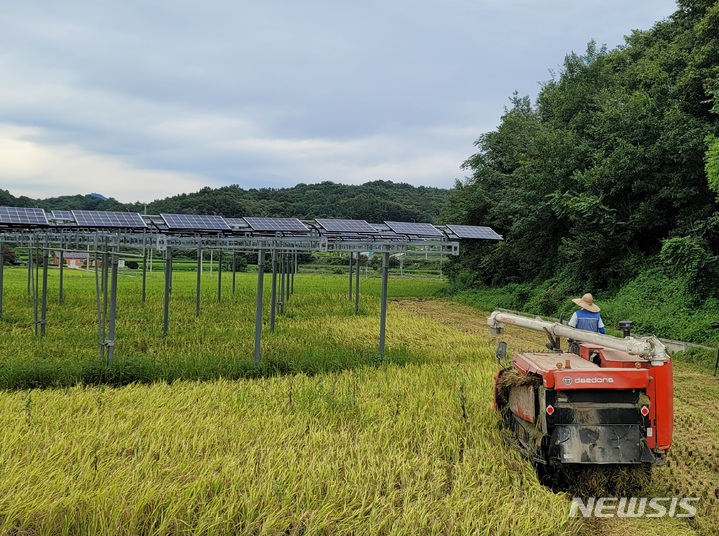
[{"left": 572, "top": 293, "right": 600, "bottom": 313}]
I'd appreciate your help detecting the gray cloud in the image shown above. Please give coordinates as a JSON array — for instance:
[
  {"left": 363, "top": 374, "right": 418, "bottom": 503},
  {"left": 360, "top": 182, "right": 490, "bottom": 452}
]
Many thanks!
[{"left": 0, "top": 0, "right": 677, "bottom": 203}]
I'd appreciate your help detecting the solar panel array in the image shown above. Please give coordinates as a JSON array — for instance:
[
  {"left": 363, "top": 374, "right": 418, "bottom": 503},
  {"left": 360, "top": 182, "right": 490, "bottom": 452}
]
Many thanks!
[
  {"left": 385, "top": 221, "right": 443, "bottom": 237},
  {"left": 72, "top": 210, "right": 147, "bottom": 229},
  {"left": 161, "top": 213, "right": 230, "bottom": 231},
  {"left": 446, "top": 224, "right": 502, "bottom": 240},
  {"left": 244, "top": 217, "right": 309, "bottom": 233},
  {"left": 316, "top": 219, "right": 378, "bottom": 234},
  {"left": 0, "top": 206, "right": 503, "bottom": 243},
  {"left": 0, "top": 206, "right": 50, "bottom": 226}
]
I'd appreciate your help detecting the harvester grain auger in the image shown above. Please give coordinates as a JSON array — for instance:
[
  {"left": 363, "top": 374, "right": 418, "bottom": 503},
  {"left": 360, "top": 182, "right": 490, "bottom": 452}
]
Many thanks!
[{"left": 487, "top": 310, "right": 673, "bottom": 469}]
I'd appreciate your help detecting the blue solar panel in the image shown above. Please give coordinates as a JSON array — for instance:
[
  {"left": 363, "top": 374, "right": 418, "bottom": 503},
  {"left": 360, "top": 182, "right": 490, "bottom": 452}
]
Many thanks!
[
  {"left": 161, "top": 214, "right": 231, "bottom": 231},
  {"left": 385, "top": 221, "right": 443, "bottom": 237},
  {"left": 244, "top": 217, "right": 309, "bottom": 233},
  {"left": 446, "top": 225, "right": 502, "bottom": 240},
  {"left": 316, "top": 219, "right": 377, "bottom": 234},
  {"left": 51, "top": 210, "right": 75, "bottom": 221},
  {"left": 72, "top": 210, "right": 147, "bottom": 229},
  {"left": 224, "top": 218, "right": 248, "bottom": 228},
  {"left": 0, "top": 206, "right": 50, "bottom": 226}
]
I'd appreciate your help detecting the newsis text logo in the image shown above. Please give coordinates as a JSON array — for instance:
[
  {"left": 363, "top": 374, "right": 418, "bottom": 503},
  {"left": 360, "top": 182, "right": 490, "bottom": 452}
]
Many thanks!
[{"left": 569, "top": 497, "right": 698, "bottom": 518}]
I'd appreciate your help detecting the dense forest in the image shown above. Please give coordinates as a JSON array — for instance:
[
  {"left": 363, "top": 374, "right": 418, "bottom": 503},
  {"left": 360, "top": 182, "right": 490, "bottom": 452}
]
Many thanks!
[
  {"left": 0, "top": 181, "right": 449, "bottom": 225},
  {"left": 443, "top": 0, "right": 719, "bottom": 309}
]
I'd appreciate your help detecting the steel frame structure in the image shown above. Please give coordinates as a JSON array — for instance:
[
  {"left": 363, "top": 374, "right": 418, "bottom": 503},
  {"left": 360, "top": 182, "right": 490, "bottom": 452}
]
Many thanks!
[{"left": 0, "top": 216, "right": 493, "bottom": 368}]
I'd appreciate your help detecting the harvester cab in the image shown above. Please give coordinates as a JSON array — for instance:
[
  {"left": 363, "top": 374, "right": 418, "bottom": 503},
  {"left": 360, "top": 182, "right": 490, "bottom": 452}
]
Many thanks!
[{"left": 488, "top": 310, "right": 673, "bottom": 469}]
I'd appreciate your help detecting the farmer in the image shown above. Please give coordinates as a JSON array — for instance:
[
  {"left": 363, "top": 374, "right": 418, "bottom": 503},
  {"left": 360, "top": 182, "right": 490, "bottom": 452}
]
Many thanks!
[{"left": 568, "top": 293, "right": 605, "bottom": 334}]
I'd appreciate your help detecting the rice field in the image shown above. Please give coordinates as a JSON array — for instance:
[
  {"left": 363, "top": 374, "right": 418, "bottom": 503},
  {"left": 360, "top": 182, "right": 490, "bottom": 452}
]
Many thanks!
[
  {"left": 0, "top": 266, "right": 716, "bottom": 534},
  {"left": 0, "top": 267, "right": 446, "bottom": 388}
]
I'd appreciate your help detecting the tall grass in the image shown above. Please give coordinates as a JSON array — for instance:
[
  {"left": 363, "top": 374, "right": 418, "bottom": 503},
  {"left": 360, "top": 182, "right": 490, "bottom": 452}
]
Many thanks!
[{"left": 0, "top": 363, "right": 579, "bottom": 535}]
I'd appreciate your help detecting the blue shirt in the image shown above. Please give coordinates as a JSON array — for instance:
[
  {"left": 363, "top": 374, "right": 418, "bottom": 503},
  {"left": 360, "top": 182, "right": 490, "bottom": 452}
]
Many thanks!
[{"left": 568, "top": 309, "right": 605, "bottom": 334}]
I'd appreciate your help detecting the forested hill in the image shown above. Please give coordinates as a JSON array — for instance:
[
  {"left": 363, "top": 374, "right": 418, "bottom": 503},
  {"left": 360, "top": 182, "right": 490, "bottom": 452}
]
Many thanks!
[
  {"left": 0, "top": 181, "right": 449, "bottom": 223},
  {"left": 442, "top": 0, "right": 719, "bottom": 301},
  {"left": 147, "top": 181, "right": 448, "bottom": 222}
]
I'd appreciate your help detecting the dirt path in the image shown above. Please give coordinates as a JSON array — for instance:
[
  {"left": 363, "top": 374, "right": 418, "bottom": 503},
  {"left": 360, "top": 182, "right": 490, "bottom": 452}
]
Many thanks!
[
  {"left": 392, "top": 298, "right": 549, "bottom": 350},
  {"left": 393, "top": 298, "right": 719, "bottom": 535}
]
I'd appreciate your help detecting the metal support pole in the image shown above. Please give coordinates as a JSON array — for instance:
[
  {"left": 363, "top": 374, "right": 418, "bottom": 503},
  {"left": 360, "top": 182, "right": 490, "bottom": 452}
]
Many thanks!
[
  {"left": 93, "top": 234, "right": 104, "bottom": 359},
  {"left": 101, "top": 247, "right": 108, "bottom": 293},
  {"left": 217, "top": 250, "right": 223, "bottom": 302},
  {"left": 27, "top": 237, "right": 33, "bottom": 296},
  {"left": 232, "top": 252, "right": 236, "bottom": 295},
  {"left": 279, "top": 252, "right": 285, "bottom": 315},
  {"left": 141, "top": 248, "right": 147, "bottom": 304},
  {"left": 169, "top": 248, "right": 173, "bottom": 293},
  {"left": 0, "top": 241, "right": 4, "bottom": 320},
  {"left": 254, "top": 249, "right": 265, "bottom": 364},
  {"left": 102, "top": 244, "right": 109, "bottom": 342},
  {"left": 33, "top": 244, "right": 39, "bottom": 336},
  {"left": 270, "top": 249, "right": 277, "bottom": 332},
  {"left": 141, "top": 231, "right": 147, "bottom": 304},
  {"left": 355, "top": 251, "right": 360, "bottom": 314},
  {"left": 107, "top": 250, "right": 119, "bottom": 364},
  {"left": 285, "top": 253, "right": 291, "bottom": 305},
  {"left": 196, "top": 245, "right": 202, "bottom": 317},
  {"left": 163, "top": 248, "right": 172, "bottom": 336},
  {"left": 59, "top": 249, "right": 64, "bottom": 305},
  {"left": 348, "top": 252, "right": 353, "bottom": 300},
  {"left": 379, "top": 252, "right": 390, "bottom": 355},
  {"left": 291, "top": 252, "right": 296, "bottom": 294},
  {"left": 40, "top": 246, "right": 49, "bottom": 337}
]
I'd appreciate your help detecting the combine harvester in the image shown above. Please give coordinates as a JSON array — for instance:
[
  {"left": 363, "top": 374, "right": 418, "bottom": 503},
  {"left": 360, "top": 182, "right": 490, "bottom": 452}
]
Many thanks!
[{"left": 487, "top": 310, "right": 672, "bottom": 479}]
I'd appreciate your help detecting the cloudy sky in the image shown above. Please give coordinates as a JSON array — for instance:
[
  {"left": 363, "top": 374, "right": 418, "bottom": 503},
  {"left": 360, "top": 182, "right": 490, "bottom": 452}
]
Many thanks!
[{"left": 1, "top": 1, "right": 678, "bottom": 204}]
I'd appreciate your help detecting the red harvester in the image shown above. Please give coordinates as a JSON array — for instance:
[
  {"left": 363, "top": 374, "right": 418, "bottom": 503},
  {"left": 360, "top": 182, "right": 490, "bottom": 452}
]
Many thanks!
[{"left": 488, "top": 310, "right": 672, "bottom": 468}]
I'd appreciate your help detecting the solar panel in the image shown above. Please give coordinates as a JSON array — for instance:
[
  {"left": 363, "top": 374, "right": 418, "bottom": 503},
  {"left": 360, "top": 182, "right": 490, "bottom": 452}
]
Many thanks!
[
  {"left": 316, "top": 218, "right": 378, "bottom": 234},
  {"left": 51, "top": 210, "right": 75, "bottom": 221},
  {"left": 0, "top": 206, "right": 50, "bottom": 226},
  {"left": 243, "top": 217, "right": 309, "bottom": 233},
  {"left": 384, "top": 221, "right": 443, "bottom": 237},
  {"left": 72, "top": 210, "right": 147, "bottom": 229},
  {"left": 144, "top": 215, "right": 168, "bottom": 230},
  {"left": 446, "top": 224, "right": 502, "bottom": 240},
  {"left": 224, "top": 217, "right": 248, "bottom": 228},
  {"left": 161, "top": 213, "right": 231, "bottom": 231}
]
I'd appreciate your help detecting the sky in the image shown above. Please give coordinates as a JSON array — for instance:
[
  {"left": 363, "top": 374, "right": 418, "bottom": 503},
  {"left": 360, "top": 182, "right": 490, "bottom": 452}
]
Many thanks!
[{"left": 0, "top": 1, "right": 679, "bottom": 204}]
